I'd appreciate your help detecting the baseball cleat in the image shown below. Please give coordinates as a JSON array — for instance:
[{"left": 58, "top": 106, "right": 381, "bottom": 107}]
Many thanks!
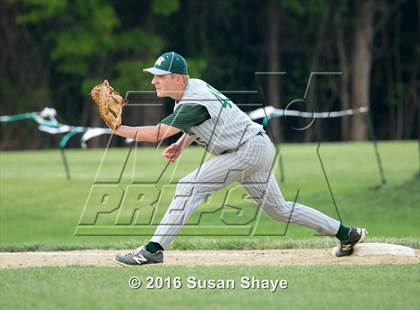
[
  {"left": 114, "top": 246, "right": 164, "bottom": 266},
  {"left": 335, "top": 227, "right": 367, "bottom": 257}
]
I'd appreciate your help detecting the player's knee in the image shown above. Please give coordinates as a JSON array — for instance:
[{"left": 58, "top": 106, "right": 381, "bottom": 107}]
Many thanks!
[
  {"left": 281, "top": 201, "right": 296, "bottom": 213},
  {"left": 262, "top": 205, "right": 289, "bottom": 221},
  {"left": 263, "top": 200, "right": 293, "bottom": 218},
  {"left": 175, "top": 182, "right": 193, "bottom": 196}
]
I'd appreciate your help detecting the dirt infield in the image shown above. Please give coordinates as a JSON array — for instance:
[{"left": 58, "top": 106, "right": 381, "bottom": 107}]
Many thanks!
[{"left": 1, "top": 249, "right": 419, "bottom": 269}]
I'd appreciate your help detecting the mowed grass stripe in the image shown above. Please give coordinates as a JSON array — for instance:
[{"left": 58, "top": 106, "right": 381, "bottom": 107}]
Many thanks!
[{"left": 0, "top": 265, "right": 418, "bottom": 309}]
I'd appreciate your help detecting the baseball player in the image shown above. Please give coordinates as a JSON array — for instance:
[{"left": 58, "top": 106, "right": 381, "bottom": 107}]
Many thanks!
[{"left": 112, "top": 52, "right": 367, "bottom": 266}]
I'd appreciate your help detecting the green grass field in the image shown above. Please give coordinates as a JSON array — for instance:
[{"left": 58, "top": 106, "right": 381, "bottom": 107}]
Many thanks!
[
  {"left": 1, "top": 141, "right": 419, "bottom": 310},
  {"left": 1, "top": 265, "right": 419, "bottom": 309},
  {"left": 1, "top": 141, "right": 418, "bottom": 251}
]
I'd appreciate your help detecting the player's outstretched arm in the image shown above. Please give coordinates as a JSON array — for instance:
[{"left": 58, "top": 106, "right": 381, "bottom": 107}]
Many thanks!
[{"left": 114, "top": 124, "right": 181, "bottom": 143}]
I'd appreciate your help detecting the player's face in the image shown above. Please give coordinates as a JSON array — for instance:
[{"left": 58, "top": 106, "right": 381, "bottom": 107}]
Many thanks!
[{"left": 151, "top": 74, "right": 180, "bottom": 99}]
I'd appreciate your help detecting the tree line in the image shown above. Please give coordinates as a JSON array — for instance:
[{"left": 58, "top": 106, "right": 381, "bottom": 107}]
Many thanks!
[{"left": 0, "top": 0, "right": 418, "bottom": 149}]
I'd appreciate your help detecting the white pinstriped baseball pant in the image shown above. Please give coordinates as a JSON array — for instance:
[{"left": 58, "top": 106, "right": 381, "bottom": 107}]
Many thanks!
[{"left": 151, "top": 133, "right": 340, "bottom": 249}]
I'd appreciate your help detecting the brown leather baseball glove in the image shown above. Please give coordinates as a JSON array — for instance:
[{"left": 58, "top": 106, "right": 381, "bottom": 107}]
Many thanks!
[{"left": 90, "top": 80, "right": 126, "bottom": 130}]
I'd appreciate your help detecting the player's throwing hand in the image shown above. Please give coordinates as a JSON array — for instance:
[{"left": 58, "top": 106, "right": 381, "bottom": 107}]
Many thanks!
[{"left": 162, "top": 143, "right": 182, "bottom": 162}]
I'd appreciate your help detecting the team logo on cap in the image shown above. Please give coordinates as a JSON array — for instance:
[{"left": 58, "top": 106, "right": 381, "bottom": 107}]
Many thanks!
[{"left": 155, "top": 56, "right": 165, "bottom": 66}]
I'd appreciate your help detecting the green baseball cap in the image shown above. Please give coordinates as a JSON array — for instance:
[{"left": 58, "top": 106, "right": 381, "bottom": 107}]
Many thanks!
[{"left": 143, "top": 52, "right": 188, "bottom": 75}]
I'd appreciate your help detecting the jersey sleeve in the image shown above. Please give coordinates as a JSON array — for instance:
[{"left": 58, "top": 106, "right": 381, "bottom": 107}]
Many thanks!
[{"left": 160, "top": 103, "right": 211, "bottom": 132}]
